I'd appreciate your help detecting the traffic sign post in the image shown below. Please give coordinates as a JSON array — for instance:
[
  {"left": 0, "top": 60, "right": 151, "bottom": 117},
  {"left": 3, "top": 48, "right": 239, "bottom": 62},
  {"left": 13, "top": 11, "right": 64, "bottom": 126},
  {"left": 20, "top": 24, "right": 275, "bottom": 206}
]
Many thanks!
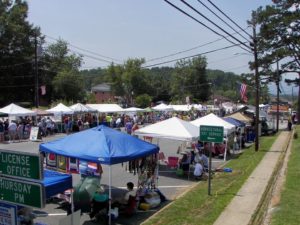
[
  {"left": 0, "top": 150, "right": 43, "bottom": 180},
  {"left": 199, "top": 125, "right": 224, "bottom": 195},
  {"left": 0, "top": 177, "right": 45, "bottom": 208}
]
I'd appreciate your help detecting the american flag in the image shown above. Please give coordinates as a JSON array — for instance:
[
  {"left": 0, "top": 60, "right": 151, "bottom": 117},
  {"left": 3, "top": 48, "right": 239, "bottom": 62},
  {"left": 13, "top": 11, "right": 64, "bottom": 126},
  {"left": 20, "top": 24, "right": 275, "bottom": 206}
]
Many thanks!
[{"left": 240, "top": 83, "right": 248, "bottom": 102}]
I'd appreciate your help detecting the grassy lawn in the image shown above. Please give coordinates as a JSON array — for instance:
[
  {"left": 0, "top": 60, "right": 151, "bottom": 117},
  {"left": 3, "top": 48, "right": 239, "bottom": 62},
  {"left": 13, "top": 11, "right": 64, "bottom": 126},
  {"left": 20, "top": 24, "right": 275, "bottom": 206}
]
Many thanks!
[
  {"left": 271, "top": 126, "right": 300, "bottom": 225},
  {"left": 143, "top": 135, "right": 278, "bottom": 225}
]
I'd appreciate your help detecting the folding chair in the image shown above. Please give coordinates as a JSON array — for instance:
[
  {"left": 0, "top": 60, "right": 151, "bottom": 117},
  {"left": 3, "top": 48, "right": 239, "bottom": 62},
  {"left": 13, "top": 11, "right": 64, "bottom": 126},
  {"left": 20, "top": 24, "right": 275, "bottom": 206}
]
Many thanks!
[{"left": 167, "top": 156, "right": 179, "bottom": 169}]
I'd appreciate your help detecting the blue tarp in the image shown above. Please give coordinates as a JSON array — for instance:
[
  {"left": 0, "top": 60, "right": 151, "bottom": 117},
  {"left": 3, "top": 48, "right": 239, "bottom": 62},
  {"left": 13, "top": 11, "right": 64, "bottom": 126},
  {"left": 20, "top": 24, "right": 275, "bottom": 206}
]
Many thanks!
[
  {"left": 42, "top": 169, "right": 72, "bottom": 198},
  {"left": 223, "top": 117, "right": 245, "bottom": 127},
  {"left": 39, "top": 125, "right": 159, "bottom": 165}
]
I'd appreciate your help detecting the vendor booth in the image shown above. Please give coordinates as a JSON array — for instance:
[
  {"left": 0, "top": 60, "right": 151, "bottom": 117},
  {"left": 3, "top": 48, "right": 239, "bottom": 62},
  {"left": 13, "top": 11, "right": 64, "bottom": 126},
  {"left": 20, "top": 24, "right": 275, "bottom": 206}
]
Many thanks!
[
  {"left": 39, "top": 125, "right": 159, "bottom": 224},
  {"left": 191, "top": 113, "right": 235, "bottom": 160},
  {"left": 0, "top": 103, "right": 36, "bottom": 117}
]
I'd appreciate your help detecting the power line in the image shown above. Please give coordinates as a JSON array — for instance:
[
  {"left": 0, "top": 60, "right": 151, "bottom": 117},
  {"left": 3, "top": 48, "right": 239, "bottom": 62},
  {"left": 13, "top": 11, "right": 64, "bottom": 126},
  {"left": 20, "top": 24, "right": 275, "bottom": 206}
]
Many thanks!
[
  {"left": 207, "top": 54, "right": 242, "bottom": 65},
  {"left": 45, "top": 35, "right": 122, "bottom": 63},
  {"left": 163, "top": 0, "right": 251, "bottom": 53},
  {"left": 143, "top": 42, "right": 244, "bottom": 68},
  {"left": 43, "top": 39, "right": 115, "bottom": 65},
  {"left": 146, "top": 27, "right": 250, "bottom": 63},
  {"left": 206, "top": 0, "right": 252, "bottom": 38},
  {"left": 196, "top": 0, "right": 250, "bottom": 42},
  {"left": 179, "top": 0, "right": 251, "bottom": 51}
]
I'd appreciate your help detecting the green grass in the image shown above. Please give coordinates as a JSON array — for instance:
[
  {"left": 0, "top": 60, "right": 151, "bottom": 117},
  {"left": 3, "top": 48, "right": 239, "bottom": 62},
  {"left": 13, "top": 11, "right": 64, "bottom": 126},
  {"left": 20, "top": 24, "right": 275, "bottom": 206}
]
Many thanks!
[
  {"left": 271, "top": 126, "right": 300, "bottom": 225},
  {"left": 143, "top": 135, "right": 278, "bottom": 225}
]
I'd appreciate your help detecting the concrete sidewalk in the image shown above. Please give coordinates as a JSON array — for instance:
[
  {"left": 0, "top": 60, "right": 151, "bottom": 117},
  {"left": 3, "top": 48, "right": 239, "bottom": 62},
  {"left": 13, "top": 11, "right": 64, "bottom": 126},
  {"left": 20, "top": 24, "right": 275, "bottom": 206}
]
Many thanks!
[{"left": 213, "top": 131, "right": 290, "bottom": 225}]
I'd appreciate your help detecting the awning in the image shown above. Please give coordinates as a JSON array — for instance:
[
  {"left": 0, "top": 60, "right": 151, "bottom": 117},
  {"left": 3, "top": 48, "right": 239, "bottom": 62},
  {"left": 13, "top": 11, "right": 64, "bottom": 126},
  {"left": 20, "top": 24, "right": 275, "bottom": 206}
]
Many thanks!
[{"left": 42, "top": 169, "right": 72, "bottom": 198}]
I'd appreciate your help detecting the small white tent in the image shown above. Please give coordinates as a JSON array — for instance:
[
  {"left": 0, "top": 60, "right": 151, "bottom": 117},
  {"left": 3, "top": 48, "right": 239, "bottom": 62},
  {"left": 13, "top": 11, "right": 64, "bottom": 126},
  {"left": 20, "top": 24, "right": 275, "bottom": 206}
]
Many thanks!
[
  {"left": 152, "top": 103, "right": 173, "bottom": 111},
  {"left": 0, "top": 103, "right": 36, "bottom": 116},
  {"left": 86, "top": 104, "right": 124, "bottom": 113},
  {"left": 123, "top": 107, "right": 144, "bottom": 112},
  {"left": 70, "top": 103, "right": 96, "bottom": 113},
  {"left": 134, "top": 117, "right": 199, "bottom": 141},
  {"left": 46, "top": 103, "right": 74, "bottom": 115},
  {"left": 170, "top": 105, "right": 192, "bottom": 112},
  {"left": 191, "top": 113, "right": 235, "bottom": 135}
]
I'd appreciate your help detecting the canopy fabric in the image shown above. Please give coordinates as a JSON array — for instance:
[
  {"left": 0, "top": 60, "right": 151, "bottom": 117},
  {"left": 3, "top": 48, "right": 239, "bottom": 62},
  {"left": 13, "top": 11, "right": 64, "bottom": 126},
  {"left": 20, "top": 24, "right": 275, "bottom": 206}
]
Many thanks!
[
  {"left": 152, "top": 103, "right": 173, "bottom": 111},
  {"left": 225, "top": 112, "right": 252, "bottom": 123},
  {"left": 39, "top": 125, "right": 159, "bottom": 165},
  {"left": 123, "top": 107, "right": 144, "bottom": 112},
  {"left": 42, "top": 169, "right": 72, "bottom": 198},
  {"left": 143, "top": 107, "right": 153, "bottom": 112},
  {"left": 86, "top": 104, "right": 124, "bottom": 113},
  {"left": 134, "top": 117, "right": 199, "bottom": 141},
  {"left": 46, "top": 103, "right": 74, "bottom": 115},
  {"left": 32, "top": 108, "right": 54, "bottom": 116},
  {"left": 170, "top": 105, "right": 193, "bottom": 112},
  {"left": 0, "top": 103, "right": 36, "bottom": 116},
  {"left": 191, "top": 113, "right": 235, "bottom": 134},
  {"left": 70, "top": 103, "right": 97, "bottom": 113},
  {"left": 223, "top": 117, "right": 245, "bottom": 127}
]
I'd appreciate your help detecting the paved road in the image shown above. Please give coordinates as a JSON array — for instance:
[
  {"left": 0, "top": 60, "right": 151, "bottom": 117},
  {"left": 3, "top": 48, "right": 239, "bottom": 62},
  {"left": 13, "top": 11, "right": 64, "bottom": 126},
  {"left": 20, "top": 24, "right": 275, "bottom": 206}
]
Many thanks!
[{"left": 0, "top": 131, "right": 225, "bottom": 225}]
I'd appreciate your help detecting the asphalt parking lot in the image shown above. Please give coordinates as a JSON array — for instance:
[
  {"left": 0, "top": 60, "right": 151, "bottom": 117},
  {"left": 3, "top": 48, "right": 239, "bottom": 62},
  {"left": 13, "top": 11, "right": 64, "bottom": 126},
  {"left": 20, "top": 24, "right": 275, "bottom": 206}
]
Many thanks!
[{"left": 0, "top": 131, "right": 226, "bottom": 225}]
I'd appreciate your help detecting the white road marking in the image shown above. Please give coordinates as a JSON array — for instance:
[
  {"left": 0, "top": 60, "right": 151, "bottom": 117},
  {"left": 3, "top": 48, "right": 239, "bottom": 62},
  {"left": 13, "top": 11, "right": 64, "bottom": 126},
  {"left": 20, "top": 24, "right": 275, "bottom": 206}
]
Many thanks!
[{"left": 115, "top": 185, "right": 189, "bottom": 189}]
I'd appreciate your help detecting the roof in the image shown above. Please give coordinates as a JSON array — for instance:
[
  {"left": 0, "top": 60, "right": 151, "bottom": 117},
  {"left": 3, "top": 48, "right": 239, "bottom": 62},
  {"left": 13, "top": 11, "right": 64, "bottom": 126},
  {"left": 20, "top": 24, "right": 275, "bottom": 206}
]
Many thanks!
[{"left": 91, "top": 83, "right": 111, "bottom": 92}]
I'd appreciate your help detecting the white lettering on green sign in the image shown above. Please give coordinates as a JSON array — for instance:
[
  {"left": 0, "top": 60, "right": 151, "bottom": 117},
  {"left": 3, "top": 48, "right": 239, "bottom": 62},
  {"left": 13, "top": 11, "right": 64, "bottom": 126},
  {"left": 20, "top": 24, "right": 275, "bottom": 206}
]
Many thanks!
[
  {"left": 0, "top": 151, "right": 41, "bottom": 180},
  {"left": 0, "top": 179, "right": 32, "bottom": 204}
]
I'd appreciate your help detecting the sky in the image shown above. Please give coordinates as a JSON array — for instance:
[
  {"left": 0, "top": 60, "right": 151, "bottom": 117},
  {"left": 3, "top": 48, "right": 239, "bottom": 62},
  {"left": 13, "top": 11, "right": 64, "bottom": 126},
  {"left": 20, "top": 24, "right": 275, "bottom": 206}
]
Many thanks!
[{"left": 26, "top": 0, "right": 297, "bottom": 95}]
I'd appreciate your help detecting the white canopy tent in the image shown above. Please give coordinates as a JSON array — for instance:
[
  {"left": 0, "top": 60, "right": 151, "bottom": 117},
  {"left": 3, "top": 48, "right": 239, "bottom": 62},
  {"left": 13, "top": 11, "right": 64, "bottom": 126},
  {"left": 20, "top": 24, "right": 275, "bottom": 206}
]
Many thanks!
[
  {"left": 123, "top": 107, "right": 144, "bottom": 112},
  {"left": 152, "top": 103, "right": 173, "bottom": 111},
  {"left": 170, "top": 105, "right": 192, "bottom": 112},
  {"left": 46, "top": 103, "right": 74, "bottom": 115},
  {"left": 86, "top": 104, "right": 124, "bottom": 113},
  {"left": 134, "top": 117, "right": 199, "bottom": 141},
  {"left": 135, "top": 116, "right": 200, "bottom": 181},
  {"left": 0, "top": 103, "right": 36, "bottom": 116},
  {"left": 191, "top": 113, "right": 235, "bottom": 161},
  {"left": 191, "top": 113, "right": 235, "bottom": 135},
  {"left": 70, "top": 103, "right": 97, "bottom": 113}
]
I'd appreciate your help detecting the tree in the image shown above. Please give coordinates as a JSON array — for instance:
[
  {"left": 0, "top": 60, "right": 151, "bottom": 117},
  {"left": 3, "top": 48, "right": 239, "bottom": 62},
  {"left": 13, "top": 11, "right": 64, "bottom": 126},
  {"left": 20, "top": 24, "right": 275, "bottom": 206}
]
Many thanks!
[
  {"left": 105, "top": 58, "right": 152, "bottom": 106},
  {"left": 171, "top": 56, "right": 210, "bottom": 103},
  {"left": 41, "top": 39, "right": 84, "bottom": 103},
  {"left": 0, "top": 0, "right": 40, "bottom": 105},
  {"left": 255, "top": 1, "right": 300, "bottom": 123},
  {"left": 134, "top": 94, "right": 152, "bottom": 108},
  {"left": 52, "top": 69, "right": 84, "bottom": 102}
]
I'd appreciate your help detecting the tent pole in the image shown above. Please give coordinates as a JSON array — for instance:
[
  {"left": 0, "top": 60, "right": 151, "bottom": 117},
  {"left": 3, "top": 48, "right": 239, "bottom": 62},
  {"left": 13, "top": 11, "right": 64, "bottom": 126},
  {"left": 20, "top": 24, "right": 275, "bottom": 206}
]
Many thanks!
[
  {"left": 156, "top": 139, "right": 160, "bottom": 188},
  {"left": 71, "top": 188, "right": 74, "bottom": 225},
  {"left": 224, "top": 134, "right": 228, "bottom": 161},
  {"left": 108, "top": 165, "right": 112, "bottom": 225}
]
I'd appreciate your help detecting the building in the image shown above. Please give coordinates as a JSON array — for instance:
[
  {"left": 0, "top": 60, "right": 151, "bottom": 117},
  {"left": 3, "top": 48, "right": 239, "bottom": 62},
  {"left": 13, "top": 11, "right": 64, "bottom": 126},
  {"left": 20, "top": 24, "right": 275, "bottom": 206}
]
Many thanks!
[{"left": 91, "top": 83, "right": 115, "bottom": 103}]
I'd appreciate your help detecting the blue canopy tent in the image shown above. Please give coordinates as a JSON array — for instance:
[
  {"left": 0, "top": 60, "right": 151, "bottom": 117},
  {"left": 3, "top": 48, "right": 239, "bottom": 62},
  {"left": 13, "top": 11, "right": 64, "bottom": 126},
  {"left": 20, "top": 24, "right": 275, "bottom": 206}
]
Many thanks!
[
  {"left": 39, "top": 125, "right": 159, "bottom": 224},
  {"left": 43, "top": 169, "right": 73, "bottom": 199},
  {"left": 40, "top": 125, "right": 159, "bottom": 165},
  {"left": 223, "top": 117, "right": 245, "bottom": 127}
]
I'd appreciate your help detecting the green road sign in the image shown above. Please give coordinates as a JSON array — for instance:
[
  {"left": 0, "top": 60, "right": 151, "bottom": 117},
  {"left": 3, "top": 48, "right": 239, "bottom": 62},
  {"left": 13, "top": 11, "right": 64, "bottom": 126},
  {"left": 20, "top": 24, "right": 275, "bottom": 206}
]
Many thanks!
[
  {"left": 0, "top": 177, "right": 45, "bottom": 208},
  {"left": 0, "top": 150, "right": 43, "bottom": 180},
  {"left": 200, "top": 125, "right": 224, "bottom": 143}
]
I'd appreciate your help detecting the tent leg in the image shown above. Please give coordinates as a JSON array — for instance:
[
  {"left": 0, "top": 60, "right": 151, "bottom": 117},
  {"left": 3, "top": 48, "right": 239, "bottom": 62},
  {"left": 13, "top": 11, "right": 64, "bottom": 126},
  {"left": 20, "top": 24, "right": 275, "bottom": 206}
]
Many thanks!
[
  {"left": 224, "top": 137, "right": 228, "bottom": 161},
  {"left": 156, "top": 139, "right": 160, "bottom": 188},
  {"left": 71, "top": 188, "right": 74, "bottom": 225},
  {"left": 108, "top": 165, "right": 112, "bottom": 225}
]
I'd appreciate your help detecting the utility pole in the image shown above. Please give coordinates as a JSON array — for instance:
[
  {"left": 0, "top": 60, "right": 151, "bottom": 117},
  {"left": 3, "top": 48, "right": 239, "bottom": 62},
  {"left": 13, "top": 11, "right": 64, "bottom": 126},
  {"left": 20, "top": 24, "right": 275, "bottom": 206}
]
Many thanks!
[
  {"left": 252, "top": 20, "right": 260, "bottom": 151},
  {"left": 276, "top": 60, "right": 280, "bottom": 132},
  {"left": 34, "top": 33, "right": 39, "bottom": 108}
]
